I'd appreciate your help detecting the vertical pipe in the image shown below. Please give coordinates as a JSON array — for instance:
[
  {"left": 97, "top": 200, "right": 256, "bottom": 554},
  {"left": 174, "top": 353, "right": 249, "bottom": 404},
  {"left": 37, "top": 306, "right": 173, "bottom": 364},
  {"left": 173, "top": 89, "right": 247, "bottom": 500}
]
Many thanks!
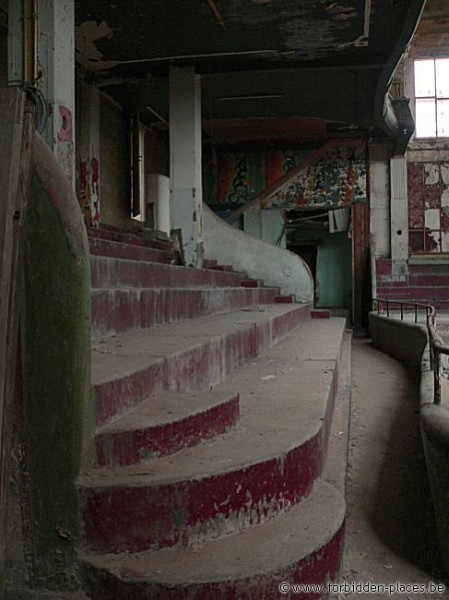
[
  {"left": 23, "top": 0, "right": 37, "bottom": 83},
  {"left": 434, "top": 350, "right": 441, "bottom": 405}
]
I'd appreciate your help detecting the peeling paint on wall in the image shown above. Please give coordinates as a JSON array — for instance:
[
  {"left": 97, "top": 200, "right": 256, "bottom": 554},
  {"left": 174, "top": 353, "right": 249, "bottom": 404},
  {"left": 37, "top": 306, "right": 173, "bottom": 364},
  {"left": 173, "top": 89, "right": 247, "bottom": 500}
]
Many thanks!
[
  {"left": 206, "top": 146, "right": 366, "bottom": 209},
  {"left": 80, "top": 157, "right": 100, "bottom": 226},
  {"left": 58, "top": 106, "right": 73, "bottom": 142},
  {"left": 408, "top": 160, "right": 449, "bottom": 254},
  {"left": 264, "top": 145, "right": 366, "bottom": 209},
  {"left": 206, "top": 149, "right": 310, "bottom": 206},
  {"left": 76, "top": 20, "right": 119, "bottom": 71}
]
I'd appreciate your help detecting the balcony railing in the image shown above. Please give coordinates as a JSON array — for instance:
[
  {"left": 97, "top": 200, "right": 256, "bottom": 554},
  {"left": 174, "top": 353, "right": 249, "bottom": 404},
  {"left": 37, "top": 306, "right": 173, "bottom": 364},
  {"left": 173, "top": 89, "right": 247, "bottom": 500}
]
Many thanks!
[{"left": 373, "top": 298, "right": 448, "bottom": 405}]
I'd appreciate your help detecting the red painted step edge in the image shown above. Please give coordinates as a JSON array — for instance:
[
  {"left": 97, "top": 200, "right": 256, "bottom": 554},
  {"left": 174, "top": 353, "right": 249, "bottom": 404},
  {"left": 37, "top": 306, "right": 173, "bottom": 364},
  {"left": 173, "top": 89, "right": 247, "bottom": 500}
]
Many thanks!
[
  {"left": 95, "top": 393, "right": 240, "bottom": 466},
  {"left": 94, "top": 305, "right": 310, "bottom": 427},
  {"left": 81, "top": 437, "right": 321, "bottom": 554},
  {"left": 80, "top": 362, "right": 339, "bottom": 554},
  {"left": 80, "top": 525, "right": 344, "bottom": 600}
]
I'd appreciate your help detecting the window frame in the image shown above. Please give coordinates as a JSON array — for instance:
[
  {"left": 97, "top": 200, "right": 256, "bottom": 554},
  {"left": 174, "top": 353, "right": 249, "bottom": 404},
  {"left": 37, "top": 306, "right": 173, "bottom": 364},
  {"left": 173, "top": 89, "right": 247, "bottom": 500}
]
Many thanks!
[{"left": 414, "top": 57, "right": 449, "bottom": 140}]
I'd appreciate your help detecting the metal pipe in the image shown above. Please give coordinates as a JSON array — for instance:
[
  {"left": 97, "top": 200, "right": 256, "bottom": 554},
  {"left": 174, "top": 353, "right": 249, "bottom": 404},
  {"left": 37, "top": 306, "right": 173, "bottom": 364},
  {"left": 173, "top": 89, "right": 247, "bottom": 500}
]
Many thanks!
[
  {"left": 23, "top": 0, "right": 38, "bottom": 83},
  {"left": 434, "top": 350, "right": 441, "bottom": 405}
]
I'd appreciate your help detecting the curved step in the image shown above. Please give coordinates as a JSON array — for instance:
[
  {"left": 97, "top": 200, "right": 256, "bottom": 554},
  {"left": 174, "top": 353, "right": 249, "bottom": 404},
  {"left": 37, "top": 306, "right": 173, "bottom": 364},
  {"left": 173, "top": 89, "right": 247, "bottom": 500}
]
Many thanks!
[
  {"left": 91, "top": 287, "right": 280, "bottom": 335},
  {"left": 80, "top": 319, "right": 344, "bottom": 554},
  {"left": 91, "top": 256, "right": 249, "bottom": 289},
  {"left": 89, "top": 237, "right": 172, "bottom": 264},
  {"left": 95, "top": 390, "right": 240, "bottom": 466},
  {"left": 92, "top": 304, "right": 310, "bottom": 426},
  {"left": 80, "top": 480, "right": 345, "bottom": 600}
]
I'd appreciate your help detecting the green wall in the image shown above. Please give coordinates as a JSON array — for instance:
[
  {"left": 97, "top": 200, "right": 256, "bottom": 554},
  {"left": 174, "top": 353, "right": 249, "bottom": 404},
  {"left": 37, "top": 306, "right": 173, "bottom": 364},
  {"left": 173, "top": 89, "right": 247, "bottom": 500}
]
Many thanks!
[{"left": 289, "top": 227, "right": 352, "bottom": 311}]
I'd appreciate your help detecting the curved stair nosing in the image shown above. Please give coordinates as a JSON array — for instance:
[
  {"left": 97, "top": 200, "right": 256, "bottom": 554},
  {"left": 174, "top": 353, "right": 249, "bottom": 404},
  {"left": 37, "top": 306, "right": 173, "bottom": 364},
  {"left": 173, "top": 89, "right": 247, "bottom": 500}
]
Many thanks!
[
  {"left": 79, "top": 480, "right": 345, "bottom": 600},
  {"left": 95, "top": 391, "right": 240, "bottom": 467},
  {"left": 91, "top": 287, "right": 280, "bottom": 336},
  {"left": 93, "top": 305, "right": 310, "bottom": 427},
  {"left": 80, "top": 328, "right": 343, "bottom": 554}
]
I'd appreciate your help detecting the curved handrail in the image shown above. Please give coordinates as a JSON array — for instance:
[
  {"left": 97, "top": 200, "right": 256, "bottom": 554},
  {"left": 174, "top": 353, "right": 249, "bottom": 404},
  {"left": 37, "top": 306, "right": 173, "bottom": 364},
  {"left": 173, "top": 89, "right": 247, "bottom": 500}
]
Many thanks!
[{"left": 373, "top": 298, "right": 449, "bottom": 405}]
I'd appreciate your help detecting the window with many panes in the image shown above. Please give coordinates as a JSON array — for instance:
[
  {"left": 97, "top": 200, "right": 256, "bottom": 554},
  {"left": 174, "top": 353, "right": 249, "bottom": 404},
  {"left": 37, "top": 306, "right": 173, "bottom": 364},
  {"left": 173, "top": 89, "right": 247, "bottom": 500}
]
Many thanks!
[{"left": 414, "top": 58, "right": 449, "bottom": 138}]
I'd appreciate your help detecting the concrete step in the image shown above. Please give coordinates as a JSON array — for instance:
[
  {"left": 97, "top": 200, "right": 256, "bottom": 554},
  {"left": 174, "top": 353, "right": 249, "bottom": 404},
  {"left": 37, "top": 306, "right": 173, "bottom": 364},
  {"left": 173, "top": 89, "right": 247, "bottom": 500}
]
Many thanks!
[
  {"left": 240, "top": 279, "right": 263, "bottom": 288},
  {"left": 80, "top": 318, "right": 344, "bottom": 554},
  {"left": 91, "top": 256, "right": 249, "bottom": 289},
  {"left": 92, "top": 303, "right": 310, "bottom": 427},
  {"left": 87, "top": 225, "right": 172, "bottom": 252},
  {"left": 376, "top": 286, "right": 449, "bottom": 303},
  {"left": 275, "top": 294, "right": 295, "bottom": 303},
  {"left": 91, "top": 287, "right": 281, "bottom": 336},
  {"left": 95, "top": 390, "right": 240, "bottom": 467},
  {"left": 79, "top": 479, "right": 345, "bottom": 600},
  {"left": 89, "top": 237, "right": 172, "bottom": 264}
]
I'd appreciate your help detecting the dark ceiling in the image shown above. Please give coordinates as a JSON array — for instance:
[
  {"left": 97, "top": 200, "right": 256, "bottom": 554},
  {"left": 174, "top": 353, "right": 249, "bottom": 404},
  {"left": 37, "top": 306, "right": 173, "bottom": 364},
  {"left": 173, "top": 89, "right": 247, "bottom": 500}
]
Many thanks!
[{"left": 75, "top": 0, "right": 426, "bottom": 144}]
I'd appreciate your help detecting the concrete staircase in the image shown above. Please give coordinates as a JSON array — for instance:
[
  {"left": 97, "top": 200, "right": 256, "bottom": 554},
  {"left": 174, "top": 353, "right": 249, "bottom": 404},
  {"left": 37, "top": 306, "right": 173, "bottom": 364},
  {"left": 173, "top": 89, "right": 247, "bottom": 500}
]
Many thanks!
[
  {"left": 376, "top": 258, "right": 449, "bottom": 309},
  {"left": 77, "top": 227, "right": 350, "bottom": 600}
]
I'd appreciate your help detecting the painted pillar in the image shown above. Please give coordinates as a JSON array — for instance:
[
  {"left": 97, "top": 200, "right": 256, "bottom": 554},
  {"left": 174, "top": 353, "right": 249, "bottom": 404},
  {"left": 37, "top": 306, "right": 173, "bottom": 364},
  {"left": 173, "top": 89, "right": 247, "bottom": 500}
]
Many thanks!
[
  {"left": 369, "top": 143, "right": 391, "bottom": 299},
  {"left": 38, "top": 0, "right": 76, "bottom": 185},
  {"left": 21, "top": 133, "right": 92, "bottom": 590},
  {"left": 390, "top": 156, "right": 409, "bottom": 276},
  {"left": 169, "top": 66, "right": 204, "bottom": 267},
  {"left": 78, "top": 85, "right": 101, "bottom": 226}
]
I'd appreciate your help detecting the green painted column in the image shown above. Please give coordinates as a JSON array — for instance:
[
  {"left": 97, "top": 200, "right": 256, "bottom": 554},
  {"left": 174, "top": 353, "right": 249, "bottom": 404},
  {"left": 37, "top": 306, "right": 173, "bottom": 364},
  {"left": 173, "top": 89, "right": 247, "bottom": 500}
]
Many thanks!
[{"left": 20, "top": 134, "right": 93, "bottom": 590}]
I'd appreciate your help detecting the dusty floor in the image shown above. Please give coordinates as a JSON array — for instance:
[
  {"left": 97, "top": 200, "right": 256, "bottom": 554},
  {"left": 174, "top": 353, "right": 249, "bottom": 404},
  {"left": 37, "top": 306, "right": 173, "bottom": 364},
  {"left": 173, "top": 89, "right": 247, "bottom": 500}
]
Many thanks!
[{"left": 340, "top": 338, "right": 449, "bottom": 600}]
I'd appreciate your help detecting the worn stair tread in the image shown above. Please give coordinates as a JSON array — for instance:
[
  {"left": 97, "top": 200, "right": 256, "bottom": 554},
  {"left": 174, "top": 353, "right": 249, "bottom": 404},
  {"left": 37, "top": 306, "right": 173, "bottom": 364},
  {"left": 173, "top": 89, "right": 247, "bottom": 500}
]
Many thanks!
[
  {"left": 80, "top": 479, "right": 345, "bottom": 583},
  {"left": 91, "top": 256, "right": 249, "bottom": 289},
  {"left": 82, "top": 318, "right": 345, "bottom": 488},
  {"left": 91, "top": 304, "right": 307, "bottom": 387},
  {"left": 97, "top": 390, "right": 239, "bottom": 435}
]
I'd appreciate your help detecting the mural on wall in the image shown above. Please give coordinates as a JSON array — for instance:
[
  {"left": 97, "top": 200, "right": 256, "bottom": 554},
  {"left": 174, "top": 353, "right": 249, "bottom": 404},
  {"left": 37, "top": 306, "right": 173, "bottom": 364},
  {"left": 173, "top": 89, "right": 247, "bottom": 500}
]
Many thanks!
[
  {"left": 263, "top": 145, "right": 367, "bottom": 209},
  {"left": 205, "top": 145, "right": 366, "bottom": 209},
  {"left": 408, "top": 160, "right": 449, "bottom": 254},
  {"left": 205, "top": 149, "right": 310, "bottom": 206}
]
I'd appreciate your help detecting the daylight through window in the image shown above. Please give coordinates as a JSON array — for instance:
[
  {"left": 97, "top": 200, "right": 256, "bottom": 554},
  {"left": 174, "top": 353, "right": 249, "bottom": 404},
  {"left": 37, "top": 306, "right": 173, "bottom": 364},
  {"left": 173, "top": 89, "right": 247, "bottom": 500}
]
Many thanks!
[{"left": 414, "top": 58, "right": 449, "bottom": 138}]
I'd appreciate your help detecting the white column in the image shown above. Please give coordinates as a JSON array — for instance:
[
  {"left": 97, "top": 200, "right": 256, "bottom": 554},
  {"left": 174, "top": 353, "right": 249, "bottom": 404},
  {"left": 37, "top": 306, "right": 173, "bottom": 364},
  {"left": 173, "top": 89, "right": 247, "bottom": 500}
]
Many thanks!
[
  {"left": 38, "top": 0, "right": 76, "bottom": 186},
  {"left": 390, "top": 155, "right": 409, "bottom": 276},
  {"left": 147, "top": 174, "right": 170, "bottom": 234},
  {"left": 78, "top": 85, "right": 101, "bottom": 226},
  {"left": 169, "top": 66, "right": 203, "bottom": 267}
]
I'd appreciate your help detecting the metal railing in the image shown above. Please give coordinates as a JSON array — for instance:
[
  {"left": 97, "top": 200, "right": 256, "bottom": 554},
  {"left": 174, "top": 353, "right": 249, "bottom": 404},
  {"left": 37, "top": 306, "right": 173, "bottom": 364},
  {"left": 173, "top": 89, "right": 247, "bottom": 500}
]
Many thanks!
[{"left": 373, "top": 298, "right": 449, "bottom": 405}]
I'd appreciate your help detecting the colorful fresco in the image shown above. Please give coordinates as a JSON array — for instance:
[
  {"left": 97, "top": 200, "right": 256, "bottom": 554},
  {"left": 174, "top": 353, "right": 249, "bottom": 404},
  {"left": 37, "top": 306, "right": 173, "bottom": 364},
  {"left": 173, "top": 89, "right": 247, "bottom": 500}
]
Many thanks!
[
  {"left": 204, "top": 146, "right": 366, "bottom": 209},
  {"left": 205, "top": 149, "right": 310, "bottom": 206},
  {"left": 263, "top": 145, "right": 367, "bottom": 209}
]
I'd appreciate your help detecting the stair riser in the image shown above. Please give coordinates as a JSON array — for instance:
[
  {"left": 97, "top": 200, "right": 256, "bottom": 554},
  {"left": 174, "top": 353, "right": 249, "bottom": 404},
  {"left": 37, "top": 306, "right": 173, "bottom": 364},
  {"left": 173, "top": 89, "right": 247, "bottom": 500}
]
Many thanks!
[
  {"left": 95, "top": 306, "right": 310, "bottom": 426},
  {"left": 87, "top": 226, "right": 171, "bottom": 251},
  {"left": 95, "top": 394, "right": 240, "bottom": 466},
  {"left": 92, "top": 289, "right": 279, "bottom": 336},
  {"left": 376, "top": 287, "right": 449, "bottom": 304},
  {"left": 91, "top": 257, "right": 249, "bottom": 289},
  {"left": 83, "top": 364, "right": 338, "bottom": 554},
  {"left": 89, "top": 238, "right": 171, "bottom": 264},
  {"left": 80, "top": 525, "right": 344, "bottom": 600},
  {"left": 81, "top": 438, "right": 321, "bottom": 554}
]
